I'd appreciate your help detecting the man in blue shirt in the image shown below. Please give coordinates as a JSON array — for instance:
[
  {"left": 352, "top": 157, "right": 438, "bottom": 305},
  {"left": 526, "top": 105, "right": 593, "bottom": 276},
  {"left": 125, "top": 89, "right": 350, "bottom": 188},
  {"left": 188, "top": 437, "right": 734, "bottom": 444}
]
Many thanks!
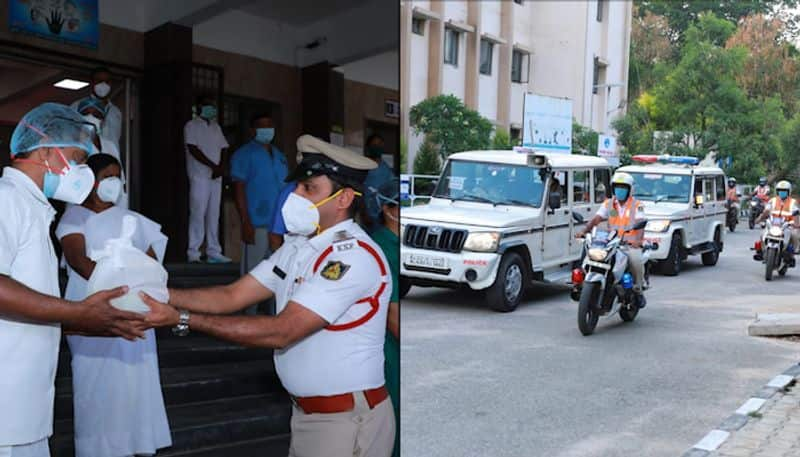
[
  {"left": 363, "top": 134, "right": 395, "bottom": 233},
  {"left": 230, "top": 113, "right": 288, "bottom": 285},
  {"left": 269, "top": 181, "right": 298, "bottom": 251}
]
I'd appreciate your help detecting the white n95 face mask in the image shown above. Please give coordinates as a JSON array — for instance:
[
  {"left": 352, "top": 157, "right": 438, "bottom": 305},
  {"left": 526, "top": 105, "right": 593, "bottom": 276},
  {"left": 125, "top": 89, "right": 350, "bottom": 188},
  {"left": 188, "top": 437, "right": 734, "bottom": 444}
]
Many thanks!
[
  {"left": 51, "top": 163, "right": 96, "bottom": 204},
  {"left": 281, "top": 192, "right": 320, "bottom": 236},
  {"left": 94, "top": 82, "right": 111, "bottom": 98},
  {"left": 97, "top": 177, "right": 122, "bottom": 203}
]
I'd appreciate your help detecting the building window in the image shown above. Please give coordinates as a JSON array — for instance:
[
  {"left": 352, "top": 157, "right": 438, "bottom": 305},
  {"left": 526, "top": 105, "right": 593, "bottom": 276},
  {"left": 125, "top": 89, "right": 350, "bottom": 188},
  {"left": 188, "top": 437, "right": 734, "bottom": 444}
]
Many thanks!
[
  {"left": 592, "top": 57, "right": 606, "bottom": 94},
  {"left": 511, "top": 50, "right": 529, "bottom": 83},
  {"left": 510, "top": 127, "right": 521, "bottom": 144},
  {"left": 596, "top": 0, "right": 605, "bottom": 22},
  {"left": 480, "top": 39, "right": 493, "bottom": 75},
  {"left": 444, "top": 28, "right": 460, "bottom": 66},
  {"left": 412, "top": 17, "right": 425, "bottom": 36}
]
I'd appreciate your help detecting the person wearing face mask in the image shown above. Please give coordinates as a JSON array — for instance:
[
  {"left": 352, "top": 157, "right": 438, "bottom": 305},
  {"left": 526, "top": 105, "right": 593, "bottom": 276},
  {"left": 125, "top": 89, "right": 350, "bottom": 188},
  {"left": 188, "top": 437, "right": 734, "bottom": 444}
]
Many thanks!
[
  {"left": 55, "top": 153, "right": 171, "bottom": 457},
  {"left": 575, "top": 172, "right": 648, "bottom": 307},
  {"left": 369, "top": 179, "right": 400, "bottom": 457},
  {"left": 76, "top": 97, "right": 129, "bottom": 209},
  {"left": 362, "top": 134, "right": 395, "bottom": 233},
  {"left": 142, "top": 135, "right": 396, "bottom": 457},
  {"left": 184, "top": 94, "right": 231, "bottom": 263},
  {"left": 71, "top": 66, "right": 122, "bottom": 151},
  {"left": 0, "top": 103, "right": 148, "bottom": 457},
  {"left": 754, "top": 180, "right": 800, "bottom": 264},
  {"left": 230, "top": 114, "right": 288, "bottom": 296}
]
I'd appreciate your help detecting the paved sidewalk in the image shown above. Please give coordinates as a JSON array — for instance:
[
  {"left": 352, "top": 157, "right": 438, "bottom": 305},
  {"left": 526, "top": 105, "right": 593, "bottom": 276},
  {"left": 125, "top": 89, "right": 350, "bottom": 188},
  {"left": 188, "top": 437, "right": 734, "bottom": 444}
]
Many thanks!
[{"left": 684, "top": 364, "right": 800, "bottom": 457}]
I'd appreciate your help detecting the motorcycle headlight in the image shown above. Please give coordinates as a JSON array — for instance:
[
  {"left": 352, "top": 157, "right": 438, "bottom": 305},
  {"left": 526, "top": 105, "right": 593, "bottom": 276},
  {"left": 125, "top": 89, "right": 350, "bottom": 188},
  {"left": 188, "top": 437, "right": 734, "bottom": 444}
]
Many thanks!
[
  {"left": 751, "top": 201, "right": 758, "bottom": 207},
  {"left": 587, "top": 248, "right": 608, "bottom": 261},
  {"left": 463, "top": 232, "right": 500, "bottom": 252},
  {"left": 769, "top": 226, "right": 783, "bottom": 237},
  {"left": 645, "top": 220, "right": 670, "bottom": 233}
]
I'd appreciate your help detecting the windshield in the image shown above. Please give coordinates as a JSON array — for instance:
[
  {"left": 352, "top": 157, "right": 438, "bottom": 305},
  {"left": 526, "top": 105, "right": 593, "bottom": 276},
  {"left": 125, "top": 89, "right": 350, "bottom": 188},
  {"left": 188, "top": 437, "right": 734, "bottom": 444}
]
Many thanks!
[
  {"left": 628, "top": 172, "right": 691, "bottom": 203},
  {"left": 432, "top": 160, "right": 545, "bottom": 207}
]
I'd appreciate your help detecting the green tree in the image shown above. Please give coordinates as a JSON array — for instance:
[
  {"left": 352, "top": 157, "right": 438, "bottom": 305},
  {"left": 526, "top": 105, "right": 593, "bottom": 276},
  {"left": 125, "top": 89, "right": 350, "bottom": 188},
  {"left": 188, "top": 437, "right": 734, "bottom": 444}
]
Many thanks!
[
  {"left": 491, "top": 128, "right": 513, "bottom": 150},
  {"left": 412, "top": 138, "right": 441, "bottom": 176},
  {"left": 637, "top": 0, "right": 800, "bottom": 44},
  {"left": 409, "top": 94, "right": 494, "bottom": 161},
  {"left": 571, "top": 121, "right": 599, "bottom": 155}
]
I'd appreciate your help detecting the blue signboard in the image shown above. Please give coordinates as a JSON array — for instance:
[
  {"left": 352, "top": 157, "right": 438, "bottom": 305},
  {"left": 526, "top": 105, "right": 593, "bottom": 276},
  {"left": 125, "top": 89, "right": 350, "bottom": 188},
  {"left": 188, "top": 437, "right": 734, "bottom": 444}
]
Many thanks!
[{"left": 9, "top": 0, "right": 99, "bottom": 49}]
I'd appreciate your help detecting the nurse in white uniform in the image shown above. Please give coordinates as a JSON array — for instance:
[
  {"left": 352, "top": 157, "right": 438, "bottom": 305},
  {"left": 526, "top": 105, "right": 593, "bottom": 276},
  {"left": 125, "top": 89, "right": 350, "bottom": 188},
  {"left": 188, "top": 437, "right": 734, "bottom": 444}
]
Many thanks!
[
  {"left": 56, "top": 153, "right": 172, "bottom": 457},
  {"left": 75, "top": 97, "right": 129, "bottom": 209}
]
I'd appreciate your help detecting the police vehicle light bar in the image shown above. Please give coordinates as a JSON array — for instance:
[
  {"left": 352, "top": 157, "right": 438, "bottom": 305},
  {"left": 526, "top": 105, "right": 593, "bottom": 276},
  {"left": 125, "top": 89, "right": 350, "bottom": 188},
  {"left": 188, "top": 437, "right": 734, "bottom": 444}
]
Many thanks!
[{"left": 632, "top": 154, "right": 700, "bottom": 166}]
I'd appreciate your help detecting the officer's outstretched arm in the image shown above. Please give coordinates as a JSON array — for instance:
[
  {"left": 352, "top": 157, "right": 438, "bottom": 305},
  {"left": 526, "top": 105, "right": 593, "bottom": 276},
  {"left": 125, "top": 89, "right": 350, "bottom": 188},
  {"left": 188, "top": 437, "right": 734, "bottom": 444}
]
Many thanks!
[
  {"left": 172, "top": 301, "right": 326, "bottom": 349},
  {"left": 169, "top": 274, "right": 274, "bottom": 315}
]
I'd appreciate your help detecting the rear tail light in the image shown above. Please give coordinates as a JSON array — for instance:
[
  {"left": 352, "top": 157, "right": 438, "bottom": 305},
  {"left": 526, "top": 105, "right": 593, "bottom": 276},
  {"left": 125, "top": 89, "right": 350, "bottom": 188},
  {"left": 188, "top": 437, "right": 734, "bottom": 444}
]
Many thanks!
[
  {"left": 572, "top": 268, "right": 585, "bottom": 285},
  {"left": 755, "top": 240, "right": 762, "bottom": 252}
]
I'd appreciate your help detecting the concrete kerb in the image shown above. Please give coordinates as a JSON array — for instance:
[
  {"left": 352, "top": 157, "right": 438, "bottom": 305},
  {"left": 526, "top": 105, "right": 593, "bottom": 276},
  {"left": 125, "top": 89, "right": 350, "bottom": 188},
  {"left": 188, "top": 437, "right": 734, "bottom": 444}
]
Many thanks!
[{"left": 681, "top": 363, "right": 800, "bottom": 457}]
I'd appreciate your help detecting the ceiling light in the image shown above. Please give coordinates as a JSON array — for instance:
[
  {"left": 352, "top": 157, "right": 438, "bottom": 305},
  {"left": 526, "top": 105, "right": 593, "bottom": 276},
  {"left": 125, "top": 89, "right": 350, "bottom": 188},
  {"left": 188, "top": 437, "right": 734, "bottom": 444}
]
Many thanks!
[{"left": 53, "top": 79, "right": 89, "bottom": 90}]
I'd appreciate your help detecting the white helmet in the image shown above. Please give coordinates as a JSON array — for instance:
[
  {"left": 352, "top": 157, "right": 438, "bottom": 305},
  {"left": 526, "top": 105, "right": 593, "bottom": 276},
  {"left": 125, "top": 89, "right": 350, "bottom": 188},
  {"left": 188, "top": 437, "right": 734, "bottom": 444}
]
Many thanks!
[
  {"left": 776, "top": 180, "right": 792, "bottom": 193},
  {"left": 611, "top": 171, "right": 634, "bottom": 188}
]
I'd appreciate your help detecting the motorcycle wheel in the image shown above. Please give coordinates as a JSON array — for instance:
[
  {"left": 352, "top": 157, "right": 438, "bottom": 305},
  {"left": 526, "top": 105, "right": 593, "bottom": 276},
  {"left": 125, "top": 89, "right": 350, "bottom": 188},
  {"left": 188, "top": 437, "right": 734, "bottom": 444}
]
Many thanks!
[
  {"left": 766, "top": 247, "right": 777, "bottom": 281},
  {"left": 749, "top": 215, "right": 755, "bottom": 230},
  {"left": 577, "top": 282, "right": 600, "bottom": 336}
]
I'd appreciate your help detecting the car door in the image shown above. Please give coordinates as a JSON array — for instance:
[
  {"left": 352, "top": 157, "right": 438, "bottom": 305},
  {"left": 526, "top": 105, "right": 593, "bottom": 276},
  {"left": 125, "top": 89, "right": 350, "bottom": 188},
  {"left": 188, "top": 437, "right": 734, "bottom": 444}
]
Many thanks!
[
  {"left": 569, "top": 169, "right": 593, "bottom": 258},
  {"left": 690, "top": 175, "right": 705, "bottom": 245},
  {"left": 542, "top": 170, "right": 571, "bottom": 266}
]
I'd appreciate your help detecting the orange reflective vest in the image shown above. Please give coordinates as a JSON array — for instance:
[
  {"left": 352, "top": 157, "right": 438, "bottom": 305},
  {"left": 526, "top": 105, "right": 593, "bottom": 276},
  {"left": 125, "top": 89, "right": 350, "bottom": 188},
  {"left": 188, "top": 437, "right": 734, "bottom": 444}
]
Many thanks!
[
  {"left": 769, "top": 196, "right": 797, "bottom": 220},
  {"left": 605, "top": 197, "right": 643, "bottom": 241}
]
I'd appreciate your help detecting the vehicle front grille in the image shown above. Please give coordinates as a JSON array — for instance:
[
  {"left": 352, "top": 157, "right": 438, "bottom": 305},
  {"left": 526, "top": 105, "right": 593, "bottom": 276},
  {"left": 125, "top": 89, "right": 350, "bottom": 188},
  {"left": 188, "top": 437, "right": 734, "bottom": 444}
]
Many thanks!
[{"left": 403, "top": 225, "right": 467, "bottom": 253}]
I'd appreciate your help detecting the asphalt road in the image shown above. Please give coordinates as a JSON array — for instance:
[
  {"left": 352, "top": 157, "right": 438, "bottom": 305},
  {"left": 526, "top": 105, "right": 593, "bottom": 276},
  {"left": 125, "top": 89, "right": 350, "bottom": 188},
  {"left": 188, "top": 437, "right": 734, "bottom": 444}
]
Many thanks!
[{"left": 400, "top": 226, "right": 800, "bottom": 457}]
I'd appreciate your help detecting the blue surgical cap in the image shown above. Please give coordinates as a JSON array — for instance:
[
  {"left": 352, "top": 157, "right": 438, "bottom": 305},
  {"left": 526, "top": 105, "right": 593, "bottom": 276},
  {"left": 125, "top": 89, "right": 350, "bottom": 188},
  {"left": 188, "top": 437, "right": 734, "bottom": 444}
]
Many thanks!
[
  {"left": 10, "top": 103, "right": 97, "bottom": 157},
  {"left": 76, "top": 97, "right": 106, "bottom": 116}
]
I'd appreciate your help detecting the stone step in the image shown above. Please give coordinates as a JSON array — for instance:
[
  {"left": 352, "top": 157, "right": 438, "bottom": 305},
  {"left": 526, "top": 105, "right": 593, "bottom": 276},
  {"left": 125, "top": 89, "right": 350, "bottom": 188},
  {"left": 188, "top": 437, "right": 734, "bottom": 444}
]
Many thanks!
[
  {"left": 54, "top": 359, "right": 282, "bottom": 420},
  {"left": 56, "top": 336, "right": 272, "bottom": 377},
  {"left": 51, "top": 393, "right": 291, "bottom": 456},
  {"left": 160, "top": 435, "right": 291, "bottom": 457}
]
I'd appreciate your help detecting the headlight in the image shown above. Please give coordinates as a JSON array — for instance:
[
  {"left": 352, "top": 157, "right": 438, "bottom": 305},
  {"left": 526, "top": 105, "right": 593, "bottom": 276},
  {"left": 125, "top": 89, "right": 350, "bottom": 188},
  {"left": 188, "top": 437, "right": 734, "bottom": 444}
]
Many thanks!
[
  {"left": 751, "top": 201, "right": 758, "bottom": 207},
  {"left": 769, "top": 226, "right": 783, "bottom": 237},
  {"left": 587, "top": 248, "right": 608, "bottom": 261},
  {"left": 463, "top": 232, "right": 500, "bottom": 252},
  {"left": 645, "top": 220, "right": 671, "bottom": 233}
]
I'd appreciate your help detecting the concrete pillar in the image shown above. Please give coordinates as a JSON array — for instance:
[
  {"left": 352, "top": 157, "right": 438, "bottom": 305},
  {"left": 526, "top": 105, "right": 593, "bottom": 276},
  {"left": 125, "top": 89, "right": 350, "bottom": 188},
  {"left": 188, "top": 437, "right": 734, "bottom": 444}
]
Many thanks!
[
  {"left": 427, "top": 1, "right": 445, "bottom": 98},
  {"left": 400, "top": 1, "right": 413, "bottom": 172},
  {"left": 496, "top": 0, "right": 514, "bottom": 131},
  {"left": 465, "top": 1, "right": 482, "bottom": 110}
]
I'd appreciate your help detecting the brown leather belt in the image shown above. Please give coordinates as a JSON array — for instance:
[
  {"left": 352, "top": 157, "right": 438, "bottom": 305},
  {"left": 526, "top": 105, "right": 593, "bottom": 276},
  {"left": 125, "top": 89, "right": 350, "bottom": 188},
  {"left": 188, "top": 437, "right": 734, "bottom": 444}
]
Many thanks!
[{"left": 292, "top": 386, "right": 388, "bottom": 414}]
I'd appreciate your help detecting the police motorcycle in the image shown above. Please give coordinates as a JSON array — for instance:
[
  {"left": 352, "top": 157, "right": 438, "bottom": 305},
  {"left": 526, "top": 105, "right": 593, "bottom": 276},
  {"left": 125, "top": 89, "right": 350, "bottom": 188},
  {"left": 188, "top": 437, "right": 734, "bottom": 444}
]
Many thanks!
[
  {"left": 726, "top": 199, "right": 738, "bottom": 232},
  {"left": 749, "top": 198, "right": 764, "bottom": 230},
  {"left": 569, "top": 212, "right": 658, "bottom": 336},
  {"left": 752, "top": 213, "right": 798, "bottom": 281}
]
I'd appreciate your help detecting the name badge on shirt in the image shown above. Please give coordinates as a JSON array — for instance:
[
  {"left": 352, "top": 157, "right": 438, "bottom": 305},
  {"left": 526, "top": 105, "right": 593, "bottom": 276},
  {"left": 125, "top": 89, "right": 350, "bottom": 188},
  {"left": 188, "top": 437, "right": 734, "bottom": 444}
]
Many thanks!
[{"left": 273, "top": 266, "right": 287, "bottom": 280}]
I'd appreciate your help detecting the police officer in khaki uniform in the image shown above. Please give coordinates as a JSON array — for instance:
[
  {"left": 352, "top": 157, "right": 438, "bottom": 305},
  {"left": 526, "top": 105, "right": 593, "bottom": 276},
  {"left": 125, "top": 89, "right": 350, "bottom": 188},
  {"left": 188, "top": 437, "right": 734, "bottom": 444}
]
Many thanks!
[{"left": 142, "top": 135, "right": 395, "bottom": 457}]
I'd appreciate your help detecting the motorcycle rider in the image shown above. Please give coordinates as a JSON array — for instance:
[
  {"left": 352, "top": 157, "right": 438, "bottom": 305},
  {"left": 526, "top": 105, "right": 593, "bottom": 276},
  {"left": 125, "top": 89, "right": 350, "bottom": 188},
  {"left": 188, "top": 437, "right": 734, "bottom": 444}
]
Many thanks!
[
  {"left": 754, "top": 180, "right": 799, "bottom": 265},
  {"left": 726, "top": 177, "right": 739, "bottom": 216},
  {"left": 575, "top": 172, "right": 648, "bottom": 307},
  {"left": 754, "top": 177, "right": 771, "bottom": 203}
]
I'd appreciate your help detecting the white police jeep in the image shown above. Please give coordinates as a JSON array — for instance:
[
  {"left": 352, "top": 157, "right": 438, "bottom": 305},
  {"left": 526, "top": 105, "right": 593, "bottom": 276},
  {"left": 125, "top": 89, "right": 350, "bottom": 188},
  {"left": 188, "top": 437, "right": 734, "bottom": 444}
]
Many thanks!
[
  {"left": 400, "top": 149, "right": 612, "bottom": 312},
  {"left": 616, "top": 155, "right": 727, "bottom": 276}
]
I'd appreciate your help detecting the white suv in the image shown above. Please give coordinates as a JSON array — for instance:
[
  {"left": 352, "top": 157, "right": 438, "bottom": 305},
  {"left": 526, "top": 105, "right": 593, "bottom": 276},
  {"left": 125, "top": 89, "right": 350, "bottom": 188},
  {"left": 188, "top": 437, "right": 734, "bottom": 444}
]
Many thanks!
[
  {"left": 616, "top": 156, "right": 727, "bottom": 276},
  {"left": 400, "top": 149, "right": 612, "bottom": 312}
]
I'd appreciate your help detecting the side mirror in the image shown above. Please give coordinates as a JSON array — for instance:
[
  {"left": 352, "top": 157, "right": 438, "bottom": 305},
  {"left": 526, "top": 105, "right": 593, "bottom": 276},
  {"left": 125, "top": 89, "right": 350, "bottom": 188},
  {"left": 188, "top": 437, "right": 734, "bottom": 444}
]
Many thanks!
[
  {"left": 633, "top": 219, "right": 648, "bottom": 231},
  {"left": 694, "top": 195, "right": 704, "bottom": 207},
  {"left": 549, "top": 191, "right": 562, "bottom": 210},
  {"left": 572, "top": 211, "right": 585, "bottom": 224}
]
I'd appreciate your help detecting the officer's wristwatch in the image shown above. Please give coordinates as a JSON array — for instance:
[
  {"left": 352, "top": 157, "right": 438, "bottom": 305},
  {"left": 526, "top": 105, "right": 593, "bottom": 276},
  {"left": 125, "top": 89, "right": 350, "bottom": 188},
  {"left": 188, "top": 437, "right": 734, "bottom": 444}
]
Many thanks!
[{"left": 172, "top": 309, "right": 191, "bottom": 337}]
